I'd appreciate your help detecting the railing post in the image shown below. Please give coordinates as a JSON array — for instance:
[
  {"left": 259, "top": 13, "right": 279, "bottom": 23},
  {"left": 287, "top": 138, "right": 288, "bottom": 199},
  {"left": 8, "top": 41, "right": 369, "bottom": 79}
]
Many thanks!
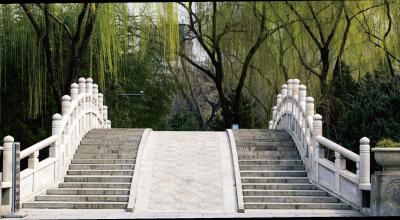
[
  {"left": 335, "top": 152, "right": 346, "bottom": 192},
  {"left": 62, "top": 95, "right": 71, "bottom": 116},
  {"left": 27, "top": 151, "right": 39, "bottom": 169},
  {"left": 272, "top": 106, "right": 277, "bottom": 121},
  {"left": 287, "top": 79, "right": 293, "bottom": 96},
  {"left": 305, "top": 97, "right": 314, "bottom": 147},
  {"left": 86, "top": 78, "right": 93, "bottom": 94},
  {"left": 292, "top": 79, "right": 300, "bottom": 100},
  {"left": 78, "top": 78, "right": 86, "bottom": 94},
  {"left": 98, "top": 93, "right": 103, "bottom": 117},
  {"left": 107, "top": 120, "right": 111, "bottom": 129},
  {"left": 281, "top": 84, "right": 287, "bottom": 98},
  {"left": 70, "top": 83, "right": 78, "bottom": 101},
  {"left": 312, "top": 114, "right": 323, "bottom": 181},
  {"left": 269, "top": 121, "right": 273, "bottom": 129},
  {"left": 50, "top": 114, "right": 62, "bottom": 158},
  {"left": 277, "top": 94, "right": 282, "bottom": 105},
  {"left": 299, "top": 84, "right": 307, "bottom": 110},
  {"left": 359, "top": 137, "right": 371, "bottom": 190},
  {"left": 2, "top": 136, "right": 14, "bottom": 183},
  {"left": 103, "top": 106, "right": 108, "bottom": 126}
]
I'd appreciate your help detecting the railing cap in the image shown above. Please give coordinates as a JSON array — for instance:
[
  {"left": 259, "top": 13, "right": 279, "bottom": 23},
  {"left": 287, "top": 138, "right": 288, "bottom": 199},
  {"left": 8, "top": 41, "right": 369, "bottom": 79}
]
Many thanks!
[
  {"left": 52, "top": 113, "right": 62, "bottom": 120},
  {"left": 360, "top": 137, "right": 370, "bottom": 144},
  {"left": 93, "top": 84, "right": 98, "bottom": 89},
  {"left": 4, "top": 135, "right": 14, "bottom": 143},
  {"left": 282, "top": 84, "right": 287, "bottom": 89},
  {"left": 277, "top": 94, "right": 281, "bottom": 98},
  {"left": 78, "top": 77, "right": 86, "bottom": 83},
  {"left": 103, "top": 105, "right": 108, "bottom": 110},
  {"left": 287, "top": 79, "right": 293, "bottom": 84},
  {"left": 313, "top": 114, "right": 322, "bottom": 120},
  {"left": 62, "top": 95, "right": 71, "bottom": 101},
  {"left": 272, "top": 106, "right": 277, "bottom": 110},
  {"left": 299, "top": 84, "right": 306, "bottom": 90},
  {"left": 71, "top": 83, "right": 78, "bottom": 89},
  {"left": 293, "top": 79, "right": 300, "bottom": 84},
  {"left": 98, "top": 93, "right": 103, "bottom": 98},
  {"left": 86, "top": 78, "right": 93, "bottom": 83},
  {"left": 306, "top": 97, "right": 314, "bottom": 102}
]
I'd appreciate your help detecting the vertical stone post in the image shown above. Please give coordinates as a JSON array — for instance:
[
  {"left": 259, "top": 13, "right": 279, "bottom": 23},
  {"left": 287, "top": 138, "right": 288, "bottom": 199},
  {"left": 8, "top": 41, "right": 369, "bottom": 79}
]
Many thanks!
[
  {"left": 359, "top": 137, "right": 371, "bottom": 190},
  {"left": 27, "top": 151, "right": 39, "bottom": 169},
  {"left": 78, "top": 78, "right": 86, "bottom": 94},
  {"left": 93, "top": 84, "right": 99, "bottom": 101},
  {"left": 292, "top": 79, "right": 300, "bottom": 100},
  {"left": 103, "top": 106, "right": 108, "bottom": 126},
  {"left": 107, "top": 120, "right": 111, "bottom": 129},
  {"left": 281, "top": 84, "right": 288, "bottom": 98},
  {"left": 62, "top": 95, "right": 71, "bottom": 116},
  {"left": 299, "top": 85, "right": 307, "bottom": 110},
  {"left": 2, "top": 136, "right": 14, "bottom": 183},
  {"left": 268, "top": 121, "right": 273, "bottom": 129},
  {"left": 98, "top": 93, "right": 104, "bottom": 112},
  {"left": 272, "top": 106, "right": 277, "bottom": 121},
  {"left": 70, "top": 83, "right": 79, "bottom": 101},
  {"left": 287, "top": 79, "right": 293, "bottom": 96},
  {"left": 86, "top": 78, "right": 93, "bottom": 94},
  {"left": 305, "top": 97, "right": 314, "bottom": 149},
  {"left": 50, "top": 114, "right": 62, "bottom": 157},
  {"left": 277, "top": 94, "right": 282, "bottom": 106},
  {"left": 312, "top": 114, "right": 323, "bottom": 181},
  {"left": 335, "top": 152, "right": 346, "bottom": 192}
]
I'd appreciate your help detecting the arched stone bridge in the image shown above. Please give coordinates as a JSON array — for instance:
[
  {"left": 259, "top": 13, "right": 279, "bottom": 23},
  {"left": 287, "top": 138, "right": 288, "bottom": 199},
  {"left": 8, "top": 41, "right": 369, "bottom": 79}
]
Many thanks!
[{"left": 0, "top": 78, "right": 397, "bottom": 218}]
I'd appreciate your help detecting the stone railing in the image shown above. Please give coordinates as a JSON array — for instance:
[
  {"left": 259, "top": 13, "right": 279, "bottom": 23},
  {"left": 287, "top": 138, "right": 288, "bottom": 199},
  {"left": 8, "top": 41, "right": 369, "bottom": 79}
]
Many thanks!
[
  {"left": 1, "top": 77, "right": 111, "bottom": 205},
  {"left": 269, "top": 79, "right": 371, "bottom": 210}
]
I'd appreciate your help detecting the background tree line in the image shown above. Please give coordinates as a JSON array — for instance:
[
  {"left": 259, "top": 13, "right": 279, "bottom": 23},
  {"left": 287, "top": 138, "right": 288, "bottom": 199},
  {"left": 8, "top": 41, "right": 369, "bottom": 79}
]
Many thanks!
[{"left": 0, "top": 1, "right": 399, "bottom": 163}]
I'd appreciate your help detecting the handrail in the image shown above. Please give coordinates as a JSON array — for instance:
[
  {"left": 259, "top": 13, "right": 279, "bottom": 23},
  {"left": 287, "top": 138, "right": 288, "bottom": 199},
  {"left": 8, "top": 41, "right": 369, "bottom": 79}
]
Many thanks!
[
  {"left": 20, "top": 136, "right": 58, "bottom": 160},
  {"left": 2, "top": 77, "right": 111, "bottom": 204},
  {"left": 269, "top": 78, "right": 371, "bottom": 210},
  {"left": 315, "top": 136, "right": 359, "bottom": 162}
]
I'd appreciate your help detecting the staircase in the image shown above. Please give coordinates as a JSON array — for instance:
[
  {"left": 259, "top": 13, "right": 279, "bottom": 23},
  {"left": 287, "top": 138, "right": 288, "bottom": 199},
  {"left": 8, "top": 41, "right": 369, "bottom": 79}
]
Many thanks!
[
  {"left": 23, "top": 128, "right": 144, "bottom": 209},
  {"left": 233, "top": 129, "right": 351, "bottom": 210}
]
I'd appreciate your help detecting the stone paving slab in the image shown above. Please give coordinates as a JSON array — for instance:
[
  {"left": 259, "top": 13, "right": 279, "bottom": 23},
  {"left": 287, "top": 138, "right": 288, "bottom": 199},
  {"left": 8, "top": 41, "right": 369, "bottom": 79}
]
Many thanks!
[{"left": 1, "top": 209, "right": 362, "bottom": 219}]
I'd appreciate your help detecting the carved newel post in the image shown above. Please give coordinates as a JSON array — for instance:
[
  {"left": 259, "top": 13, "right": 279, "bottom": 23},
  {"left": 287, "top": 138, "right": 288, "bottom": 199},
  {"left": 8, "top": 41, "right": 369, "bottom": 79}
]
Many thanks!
[
  {"left": 2, "top": 135, "right": 14, "bottom": 205},
  {"left": 312, "top": 114, "right": 323, "bottom": 181}
]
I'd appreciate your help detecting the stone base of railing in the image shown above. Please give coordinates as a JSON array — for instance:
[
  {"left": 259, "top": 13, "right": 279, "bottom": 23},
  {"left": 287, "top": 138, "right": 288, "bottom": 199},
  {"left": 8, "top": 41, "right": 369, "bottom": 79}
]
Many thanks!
[{"left": 370, "top": 171, "right": 400, "bottom": 216}]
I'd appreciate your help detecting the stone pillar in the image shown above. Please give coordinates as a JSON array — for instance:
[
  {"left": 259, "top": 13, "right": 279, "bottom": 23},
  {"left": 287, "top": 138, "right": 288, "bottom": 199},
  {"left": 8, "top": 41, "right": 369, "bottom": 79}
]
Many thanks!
[
  {"left": 292, "top": 79, "right": 300, "bottom": 100},
  {"left": 2, "top": 136, "right": 14, "bottom": 183},
  {"left": 98, "top": 93, "right": 103, "bottom": 113},
  {"left": 93, "top": 84, "right": 99, "bottom": 99},
  {"left": 78, "top": 78, "right": 86, "bottom": 94},
  {"left": 103, "top": 106, "right": 108, "bottom": 126},
  {"left": 305, "top": 97, "right": 314, "bottom": 148},
  {"left": 28, "top": 151, "right": 39, "bottom": 169},
  {"left": 335, "top": 152, "right": 346, "bottom": 192},
  {"left": 281, "top": 84, "right": 288, "bottom": 98},
  {"left": 276, "top": 94, "right": 282, "bottom": 106},
  {"left": 359, "top": 137, "right": 371, "bottom": 190},
  {"left": 312, "top": 114, "right": 323, "bottom": 181},
  {"left": 86, "top": 78, "right": 93, "bottom": 94},
  {"left": 268, "top": 121, "right": 273, "bottom": 129},
  {"left": 287, "top": 79, "right": 293, "bottom": 96},
  {"left": 70, "top": 83, "right": 79, "bottom": 101},
  {"left": 272, "top": 106, "right": 277, "bottom": 120},
  {"left": 107, "top": 120, "right": 111, "bottom": 129},
  {"left": 299, "top": 85, "right": 307, "bottom": 110},
  {"left": 62, "top": 95, "right": 71, "bottom": 116}
]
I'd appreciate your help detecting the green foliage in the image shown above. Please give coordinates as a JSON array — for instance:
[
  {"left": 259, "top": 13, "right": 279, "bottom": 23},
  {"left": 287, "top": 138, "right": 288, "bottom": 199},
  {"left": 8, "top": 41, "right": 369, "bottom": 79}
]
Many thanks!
[
  {"left": 376, "top": 138, "right": 400, "bottom": 148},
  {"left": 164, "top": 108, "right": 200, "bottom": 131},
  {"left": 335, "top": 68, "right": 400, "bottom": 152},
  {"left": 104, "top": 41, "right": 175, "bottom": 130}
]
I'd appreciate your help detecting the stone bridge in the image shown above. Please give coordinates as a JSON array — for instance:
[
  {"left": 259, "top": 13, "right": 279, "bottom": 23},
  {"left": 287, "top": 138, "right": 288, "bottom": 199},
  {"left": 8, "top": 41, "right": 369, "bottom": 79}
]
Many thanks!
[{"left": 0, "top": 78, "right": 398, "bottom": 218}]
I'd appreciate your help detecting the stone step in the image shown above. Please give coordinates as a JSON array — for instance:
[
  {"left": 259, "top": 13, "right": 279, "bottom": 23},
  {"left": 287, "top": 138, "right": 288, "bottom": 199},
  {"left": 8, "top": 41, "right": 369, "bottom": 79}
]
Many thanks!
[
  {"left": 83, "top": 136, "right": 141, "bottom": 140},
  {"left": 47, "top": 188, "right": 130, "bottom": 195},
  {"left": 67, "top": 170, "right": 134, "bottom": 176},
  {"left": 78, "top": 145, "right": 139, "bottom": 150},
  {"left": 74, "top": 154, "right": 136, "bottom": 159},
  {"left": 243, "top": 196, "right": 339, "bottom": 203},
  {"left": 238, "top": 155, "right": 301, "bottom": 160},
  {"left": 244, "top": 202, "right": 350, "bottom": 210},
  {"left": 243, "top": 190, "right": 328, "bottom": 197},
  {"left": 241, "top": 177, "right": 310, "bottom": 184},
  {"left": 75, "top": 149, "right": 138, "bottom": 154},
  {"left": 240, "top": 171, "right": 307, "bottom": 177},
  {"left": 80, "top": 140, "right": 140, "bottom": 145},
  {"left": 35, "top": 195, "right": 129, "bottom": 202},
  {"left": 239, "top": 165, "right": 305, "bottom": 171},
  {"left": 239, "top": 160, "right": 303, "bottom": 166},
  {"left": 236, "top": 145, "right": 296, "bottom": 151},
  {"left": 236, "top": 141, "right": 295, "bottom": 146},
  {"left": 64, "top": 175, "right": 132, "bottom": 183},
  {"left": 237, "top": 151, "right": 299, "bottom": 156},
  {"left": 242, "top": 183, "right": 317, "bottom": 190},
  {"left": 23, "top": 201, "right": 127, "bottom": 209},
  {"left": 71, "top": 159, "right": 136, "bottom": 164},
  {"left": 59, "top": 182, "right": 131, "bottom": 189},
  {"left": 69, "top": 164, "right": 135, "bottom": 170}
]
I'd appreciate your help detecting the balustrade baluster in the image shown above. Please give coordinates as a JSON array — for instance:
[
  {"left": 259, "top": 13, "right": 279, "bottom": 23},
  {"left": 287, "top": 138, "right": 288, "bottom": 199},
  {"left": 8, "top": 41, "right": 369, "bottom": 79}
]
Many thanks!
[
  {"left": 292, "top": 79, "right": 300, "bottom": 100},
  {"left": 312, "top": 114, "right": 323, "bottom": 181},
  {"left": 359, "top": 137, "right": 371, "bottom": 190}
]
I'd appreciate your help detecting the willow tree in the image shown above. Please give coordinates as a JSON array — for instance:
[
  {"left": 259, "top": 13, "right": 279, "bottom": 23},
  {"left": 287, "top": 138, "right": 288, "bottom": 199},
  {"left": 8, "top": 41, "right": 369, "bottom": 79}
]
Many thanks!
[{"left": 175, "top": 2, "right": 297, "bottom": 128}]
